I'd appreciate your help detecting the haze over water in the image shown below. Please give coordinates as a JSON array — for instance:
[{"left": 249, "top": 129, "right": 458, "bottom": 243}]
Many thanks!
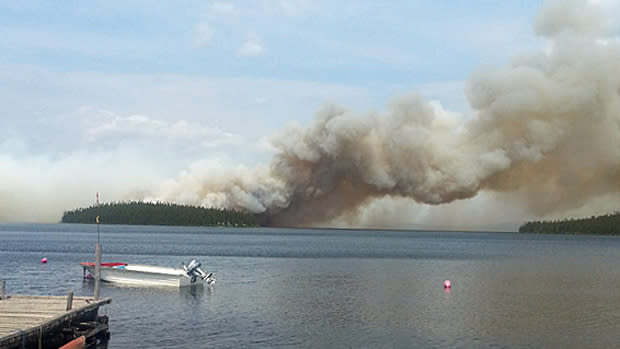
[{"left": 2, "top": 224, "right": 619, "bottom": 348}]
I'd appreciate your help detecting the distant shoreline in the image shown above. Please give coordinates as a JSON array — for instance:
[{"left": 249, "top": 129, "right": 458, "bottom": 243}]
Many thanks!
[
  {"left": 60, "top": 201, "right": 259, "bottom": 227},
  {"left": 519, "top": 212, "right": 620, "bottom": 235},
  {"left": 3, "top": 220, "right": 620, "bottom": 236}
]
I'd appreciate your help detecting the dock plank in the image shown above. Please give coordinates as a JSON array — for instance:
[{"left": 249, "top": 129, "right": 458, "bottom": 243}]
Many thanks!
[
  {"left": 0, "top": 295, "right": 111, "bottom": 348},
  {"left": 0, "top": 313, "right": 55, "bottom": 318}
]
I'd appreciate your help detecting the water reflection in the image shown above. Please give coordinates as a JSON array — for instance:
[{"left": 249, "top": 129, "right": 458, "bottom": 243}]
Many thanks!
[
  {"left": 3, "top": 225, "right": 620, "bottom": 348},
  {"left": 180, "top": 284, "right": 213, "bottom": 304}
]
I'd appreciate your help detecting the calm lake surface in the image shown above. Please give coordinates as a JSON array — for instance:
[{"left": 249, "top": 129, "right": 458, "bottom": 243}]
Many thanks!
[{"left": 1, "top": 224, "right": 619, "bottom": 348}]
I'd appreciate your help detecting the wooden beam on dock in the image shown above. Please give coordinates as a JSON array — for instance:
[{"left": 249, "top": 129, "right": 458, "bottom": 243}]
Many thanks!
[{"left": 0, "top": 295, "right": 111, "bottom": 349}]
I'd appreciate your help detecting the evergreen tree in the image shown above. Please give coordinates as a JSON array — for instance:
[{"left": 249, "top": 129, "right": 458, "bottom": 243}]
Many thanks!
[
  {"left": 519, "top": 212, "right": 620, "bottom": 235},
  {"left": 61, "top": 201, "right": 259, "bottom": 227}
]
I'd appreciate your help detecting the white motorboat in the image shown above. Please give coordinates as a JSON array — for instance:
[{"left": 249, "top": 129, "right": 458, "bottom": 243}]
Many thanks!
[{"left": 81, "top": 259, "right": 216, "bottom": 287}]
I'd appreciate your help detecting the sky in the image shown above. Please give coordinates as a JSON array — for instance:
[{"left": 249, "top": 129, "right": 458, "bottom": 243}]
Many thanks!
[{"left": 1, "top": 1, "right": 620, "bottom": 230}]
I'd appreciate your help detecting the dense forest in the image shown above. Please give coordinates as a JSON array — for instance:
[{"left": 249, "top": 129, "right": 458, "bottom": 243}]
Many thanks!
[
  {"left": 519, "top": 212, "right": 620, "bottom": 235},
  {"left": 61, "top": 201, "right": 258, "bottom": 227}
]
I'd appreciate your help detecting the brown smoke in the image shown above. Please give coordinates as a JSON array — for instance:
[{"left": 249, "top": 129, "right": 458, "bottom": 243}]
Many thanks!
[{"left": 149, "top": 1, "right": 620, "bottom": 227}]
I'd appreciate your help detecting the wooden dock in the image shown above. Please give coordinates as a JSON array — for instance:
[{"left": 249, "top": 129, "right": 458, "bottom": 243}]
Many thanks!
[{"left": 0, "top": 294, "right": 111, "bottom": 349}]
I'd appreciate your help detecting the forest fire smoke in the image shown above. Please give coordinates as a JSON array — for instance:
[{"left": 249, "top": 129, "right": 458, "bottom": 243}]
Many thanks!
[{"left": 151, "top": 1, "right": 620, "bottom": 227}]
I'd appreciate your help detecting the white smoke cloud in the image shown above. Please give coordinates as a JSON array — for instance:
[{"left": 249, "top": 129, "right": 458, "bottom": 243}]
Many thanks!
[
  {"left": 237, "top": 32, "right": 265, "bottom": 57},
  {"left": 0, "top": 64, "right": 381, "bottom": 223},
  {"left": 194, "top": 22, "right": 214, "bottom": 47},
  {"left": 535, "top": 0, "right": 612, "bottom": 38},
  {"left": 149, "top": 0, "right": 620, "bottom": 229},
  {"left": 0, "top": 150, "right": 162, "bottom": 223}
]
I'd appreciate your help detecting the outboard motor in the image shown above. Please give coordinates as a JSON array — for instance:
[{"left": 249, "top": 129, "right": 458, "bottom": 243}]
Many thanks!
[{"left": 183, "top": 259, "right": 216, "bottom": 285}]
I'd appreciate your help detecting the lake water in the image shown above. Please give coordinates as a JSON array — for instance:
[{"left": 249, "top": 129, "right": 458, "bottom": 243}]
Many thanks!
[{"left": 1, "top": 224, "right": 619, "bottom": 348}]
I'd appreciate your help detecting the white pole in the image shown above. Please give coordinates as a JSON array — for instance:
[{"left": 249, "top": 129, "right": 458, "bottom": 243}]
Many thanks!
[
  {"left": 94, "top": 242, "right": 101, "bottom": 300},
  {"left": 94, "top": 192, "right": 101, "bottom": 300}
]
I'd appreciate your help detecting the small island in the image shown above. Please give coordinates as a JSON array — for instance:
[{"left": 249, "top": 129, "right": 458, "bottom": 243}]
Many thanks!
[
  {"left": 519, "top": 212, "right": 620, "bottom": 235},
  {"left": 61, "top": 201, "right": 258, "bottom": 227}
]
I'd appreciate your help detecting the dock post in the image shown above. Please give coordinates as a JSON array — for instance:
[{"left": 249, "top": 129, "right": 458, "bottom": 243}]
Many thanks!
[
  {"left": 1, "top": 280, "right": 5, "bottom": 300},
  {"left": 94, "top": 242, "right": 101, "bottom": 300},
  {"left": 94, "top": 191, "right": 102, "bottom": 300},
  {"left": 66, "top": 291, "right": 74, "bottom": 311}
]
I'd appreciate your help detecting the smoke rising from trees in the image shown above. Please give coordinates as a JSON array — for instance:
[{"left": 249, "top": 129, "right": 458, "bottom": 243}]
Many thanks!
[{"left": 150, "top": 0, "right": 620, "bottom": 227}]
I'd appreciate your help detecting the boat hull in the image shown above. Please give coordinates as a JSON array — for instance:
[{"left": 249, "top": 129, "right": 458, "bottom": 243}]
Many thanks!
[{"left": 82, "top": 263, "right": 202, "bottom": 287}]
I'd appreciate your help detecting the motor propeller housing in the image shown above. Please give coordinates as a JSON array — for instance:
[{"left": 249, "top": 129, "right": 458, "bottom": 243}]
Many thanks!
[{"left": 183, "top": 259, "right": 216, "bottom": 284}]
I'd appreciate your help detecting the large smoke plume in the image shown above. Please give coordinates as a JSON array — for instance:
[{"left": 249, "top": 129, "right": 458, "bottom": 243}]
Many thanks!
[{"left": 150, "top": 1, "right": 620, "bottom": 227}]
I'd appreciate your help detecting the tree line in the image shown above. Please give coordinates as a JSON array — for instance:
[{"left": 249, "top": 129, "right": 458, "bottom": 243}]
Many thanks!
[
  {"left": 61, "top": 201, "right": 258, "bottom": 227},
  {"left": 519, "top": 212, "right": 620, "bottom": 235}
]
